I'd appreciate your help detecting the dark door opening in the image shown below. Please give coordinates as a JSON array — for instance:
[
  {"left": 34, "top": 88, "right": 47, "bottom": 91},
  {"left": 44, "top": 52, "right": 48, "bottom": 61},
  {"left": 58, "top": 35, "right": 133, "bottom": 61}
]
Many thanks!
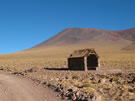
[{"left": 87, "top": 54, "right": 98, "bottom": 70}]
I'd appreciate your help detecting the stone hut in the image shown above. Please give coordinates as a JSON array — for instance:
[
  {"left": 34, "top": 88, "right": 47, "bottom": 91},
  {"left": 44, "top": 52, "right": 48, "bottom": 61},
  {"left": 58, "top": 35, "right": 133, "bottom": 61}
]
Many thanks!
[{"left": 68, "top": 48, "right": 99, "bottom": 71}]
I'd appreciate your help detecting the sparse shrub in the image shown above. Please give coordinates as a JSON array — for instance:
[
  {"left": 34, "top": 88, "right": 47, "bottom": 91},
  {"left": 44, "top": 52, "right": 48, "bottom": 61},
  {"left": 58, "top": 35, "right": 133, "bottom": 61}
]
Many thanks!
[
  {"left": 72, "top": 74, "right": 80, "bottom": 79},
  {"left": 82, "top": 83, "right": 93, "bottom": 88},
  {"left": 0, "top": 66, "right": 3, "bottom": 70},
  {"left": 82, "top": 78, "right": 91, "bottom": 83},
  {"left": 113, "top": 77, "right": 121, "bottom": 81},
  {"left": 115, "top": 96, "right": 123, "bottom": 101},
  {"left": 39, "top": 75, "right": 48, "bottom": 79},
  {"left": 80, "top": 87, "right": 97, "bottom": 95},
  {"left": 81, "top": 78, "right": 94, "bottom": 87},
  {"left": 71, "top": 80, "right": 83, "bottom": 88}
]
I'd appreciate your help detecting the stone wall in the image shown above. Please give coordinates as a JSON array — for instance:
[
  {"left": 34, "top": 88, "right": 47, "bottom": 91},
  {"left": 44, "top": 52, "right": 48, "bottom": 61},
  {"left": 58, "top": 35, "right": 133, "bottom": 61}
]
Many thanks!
[{"left": 68, "top": 57, "right": 85, "bottom": 70}]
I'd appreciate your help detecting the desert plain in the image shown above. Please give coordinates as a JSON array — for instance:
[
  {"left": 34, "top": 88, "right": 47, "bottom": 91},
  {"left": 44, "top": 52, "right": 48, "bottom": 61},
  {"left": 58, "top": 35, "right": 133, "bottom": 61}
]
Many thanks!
[{"left": 0, "top": 28, "right": 135, "bottom": 101}]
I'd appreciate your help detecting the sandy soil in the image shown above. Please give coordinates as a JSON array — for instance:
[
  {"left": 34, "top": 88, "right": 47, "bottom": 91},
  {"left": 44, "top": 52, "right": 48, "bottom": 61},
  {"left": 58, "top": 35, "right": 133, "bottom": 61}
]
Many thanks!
[{"left": 0, "top": 72, "right": 64, "bottom": 101}]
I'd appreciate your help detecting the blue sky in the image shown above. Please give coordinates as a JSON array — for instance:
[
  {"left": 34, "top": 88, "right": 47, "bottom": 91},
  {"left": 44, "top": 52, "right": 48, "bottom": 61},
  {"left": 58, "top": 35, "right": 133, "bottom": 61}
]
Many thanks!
[{"left": 0, "top": 0, "right": 135, "bottom": 54}]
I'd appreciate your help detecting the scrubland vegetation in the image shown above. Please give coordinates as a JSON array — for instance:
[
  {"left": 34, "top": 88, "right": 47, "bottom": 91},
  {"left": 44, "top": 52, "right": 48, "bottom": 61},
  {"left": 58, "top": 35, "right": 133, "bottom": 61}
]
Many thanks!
[
  {"left": 0, "top": 50, "right": 135, "bottom": 72},
  {"left": 0, "top": 48, "right": 135, "bottom": 101},
  {"left": 22, "top": 69, "right": 135, "bottom": 101}
]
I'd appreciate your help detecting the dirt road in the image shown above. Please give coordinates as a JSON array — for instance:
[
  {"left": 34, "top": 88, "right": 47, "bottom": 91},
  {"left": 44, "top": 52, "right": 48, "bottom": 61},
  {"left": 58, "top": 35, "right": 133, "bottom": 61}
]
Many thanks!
[{"left": 0, "top": 72, "right": 64, "bottom": 101}]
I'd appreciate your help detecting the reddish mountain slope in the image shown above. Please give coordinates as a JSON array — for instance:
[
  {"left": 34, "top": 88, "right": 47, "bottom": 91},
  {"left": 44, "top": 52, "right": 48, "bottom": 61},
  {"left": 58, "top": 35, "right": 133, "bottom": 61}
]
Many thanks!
[
  {"left": 32, "top": 28, "right": 135, "bottom": 50},
  {"left": 117, "top": 28, "right": 135, "bottom": 41}
]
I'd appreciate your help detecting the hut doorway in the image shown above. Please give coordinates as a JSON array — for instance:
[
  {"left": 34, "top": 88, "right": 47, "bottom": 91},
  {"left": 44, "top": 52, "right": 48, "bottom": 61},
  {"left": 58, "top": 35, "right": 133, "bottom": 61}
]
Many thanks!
[{"left": 87, "top": 54, "right": 98, "bottom": 70}]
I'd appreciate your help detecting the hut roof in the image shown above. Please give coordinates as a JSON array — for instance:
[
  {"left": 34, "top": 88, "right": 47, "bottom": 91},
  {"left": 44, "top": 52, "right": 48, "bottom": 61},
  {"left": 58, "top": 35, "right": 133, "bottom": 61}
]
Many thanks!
[{"left": 69, "top": 48, "right": 99, "bottom": 58}]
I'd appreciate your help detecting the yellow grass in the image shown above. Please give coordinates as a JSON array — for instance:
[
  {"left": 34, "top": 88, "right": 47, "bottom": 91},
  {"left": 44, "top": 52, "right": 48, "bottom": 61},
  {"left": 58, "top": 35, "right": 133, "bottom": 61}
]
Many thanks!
[{"left": 0, "top": 45, "right": 135, "bottom": 72}]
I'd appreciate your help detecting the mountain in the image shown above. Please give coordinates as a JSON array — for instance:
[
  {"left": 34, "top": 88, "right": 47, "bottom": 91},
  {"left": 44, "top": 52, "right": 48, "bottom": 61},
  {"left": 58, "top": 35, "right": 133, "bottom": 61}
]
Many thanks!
[
  {"left": 32, "top": 27, "right": 135, "bottom": 51},
  {"left": 122, "top": 43, "right": 135, "bottom": 51},
  {"left": 117, "top": 28, "right": 135, "bottom": 42}
]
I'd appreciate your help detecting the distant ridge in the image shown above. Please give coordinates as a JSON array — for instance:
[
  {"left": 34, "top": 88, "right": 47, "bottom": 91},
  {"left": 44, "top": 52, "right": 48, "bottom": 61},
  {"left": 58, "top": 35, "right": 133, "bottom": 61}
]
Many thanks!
[{"left": 32, "top": 27, "right": 135, "bottom": 51}]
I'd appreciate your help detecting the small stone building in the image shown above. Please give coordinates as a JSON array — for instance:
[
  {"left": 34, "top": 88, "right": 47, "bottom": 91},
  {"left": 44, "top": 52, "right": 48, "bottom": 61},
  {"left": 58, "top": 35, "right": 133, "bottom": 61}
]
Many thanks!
[{"left": 68, "top": 48, "right": 99, "bottom": 71}]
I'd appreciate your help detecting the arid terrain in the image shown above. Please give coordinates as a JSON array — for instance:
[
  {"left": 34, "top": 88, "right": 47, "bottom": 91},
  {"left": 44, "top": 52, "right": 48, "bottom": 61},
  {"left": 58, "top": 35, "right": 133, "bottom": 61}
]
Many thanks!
[
  {"left": 0, "top": 71, "right": 65, "bottom": 101},
  {"left": 0, "top": 28, "right": 135, "bottom": 101}
]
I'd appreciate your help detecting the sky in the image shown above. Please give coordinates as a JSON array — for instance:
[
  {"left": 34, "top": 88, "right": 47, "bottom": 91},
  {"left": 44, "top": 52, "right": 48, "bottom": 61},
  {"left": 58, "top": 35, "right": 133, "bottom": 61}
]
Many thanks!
[{"left": 0, "top": 0, "right": 135, "bottom": 54}]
